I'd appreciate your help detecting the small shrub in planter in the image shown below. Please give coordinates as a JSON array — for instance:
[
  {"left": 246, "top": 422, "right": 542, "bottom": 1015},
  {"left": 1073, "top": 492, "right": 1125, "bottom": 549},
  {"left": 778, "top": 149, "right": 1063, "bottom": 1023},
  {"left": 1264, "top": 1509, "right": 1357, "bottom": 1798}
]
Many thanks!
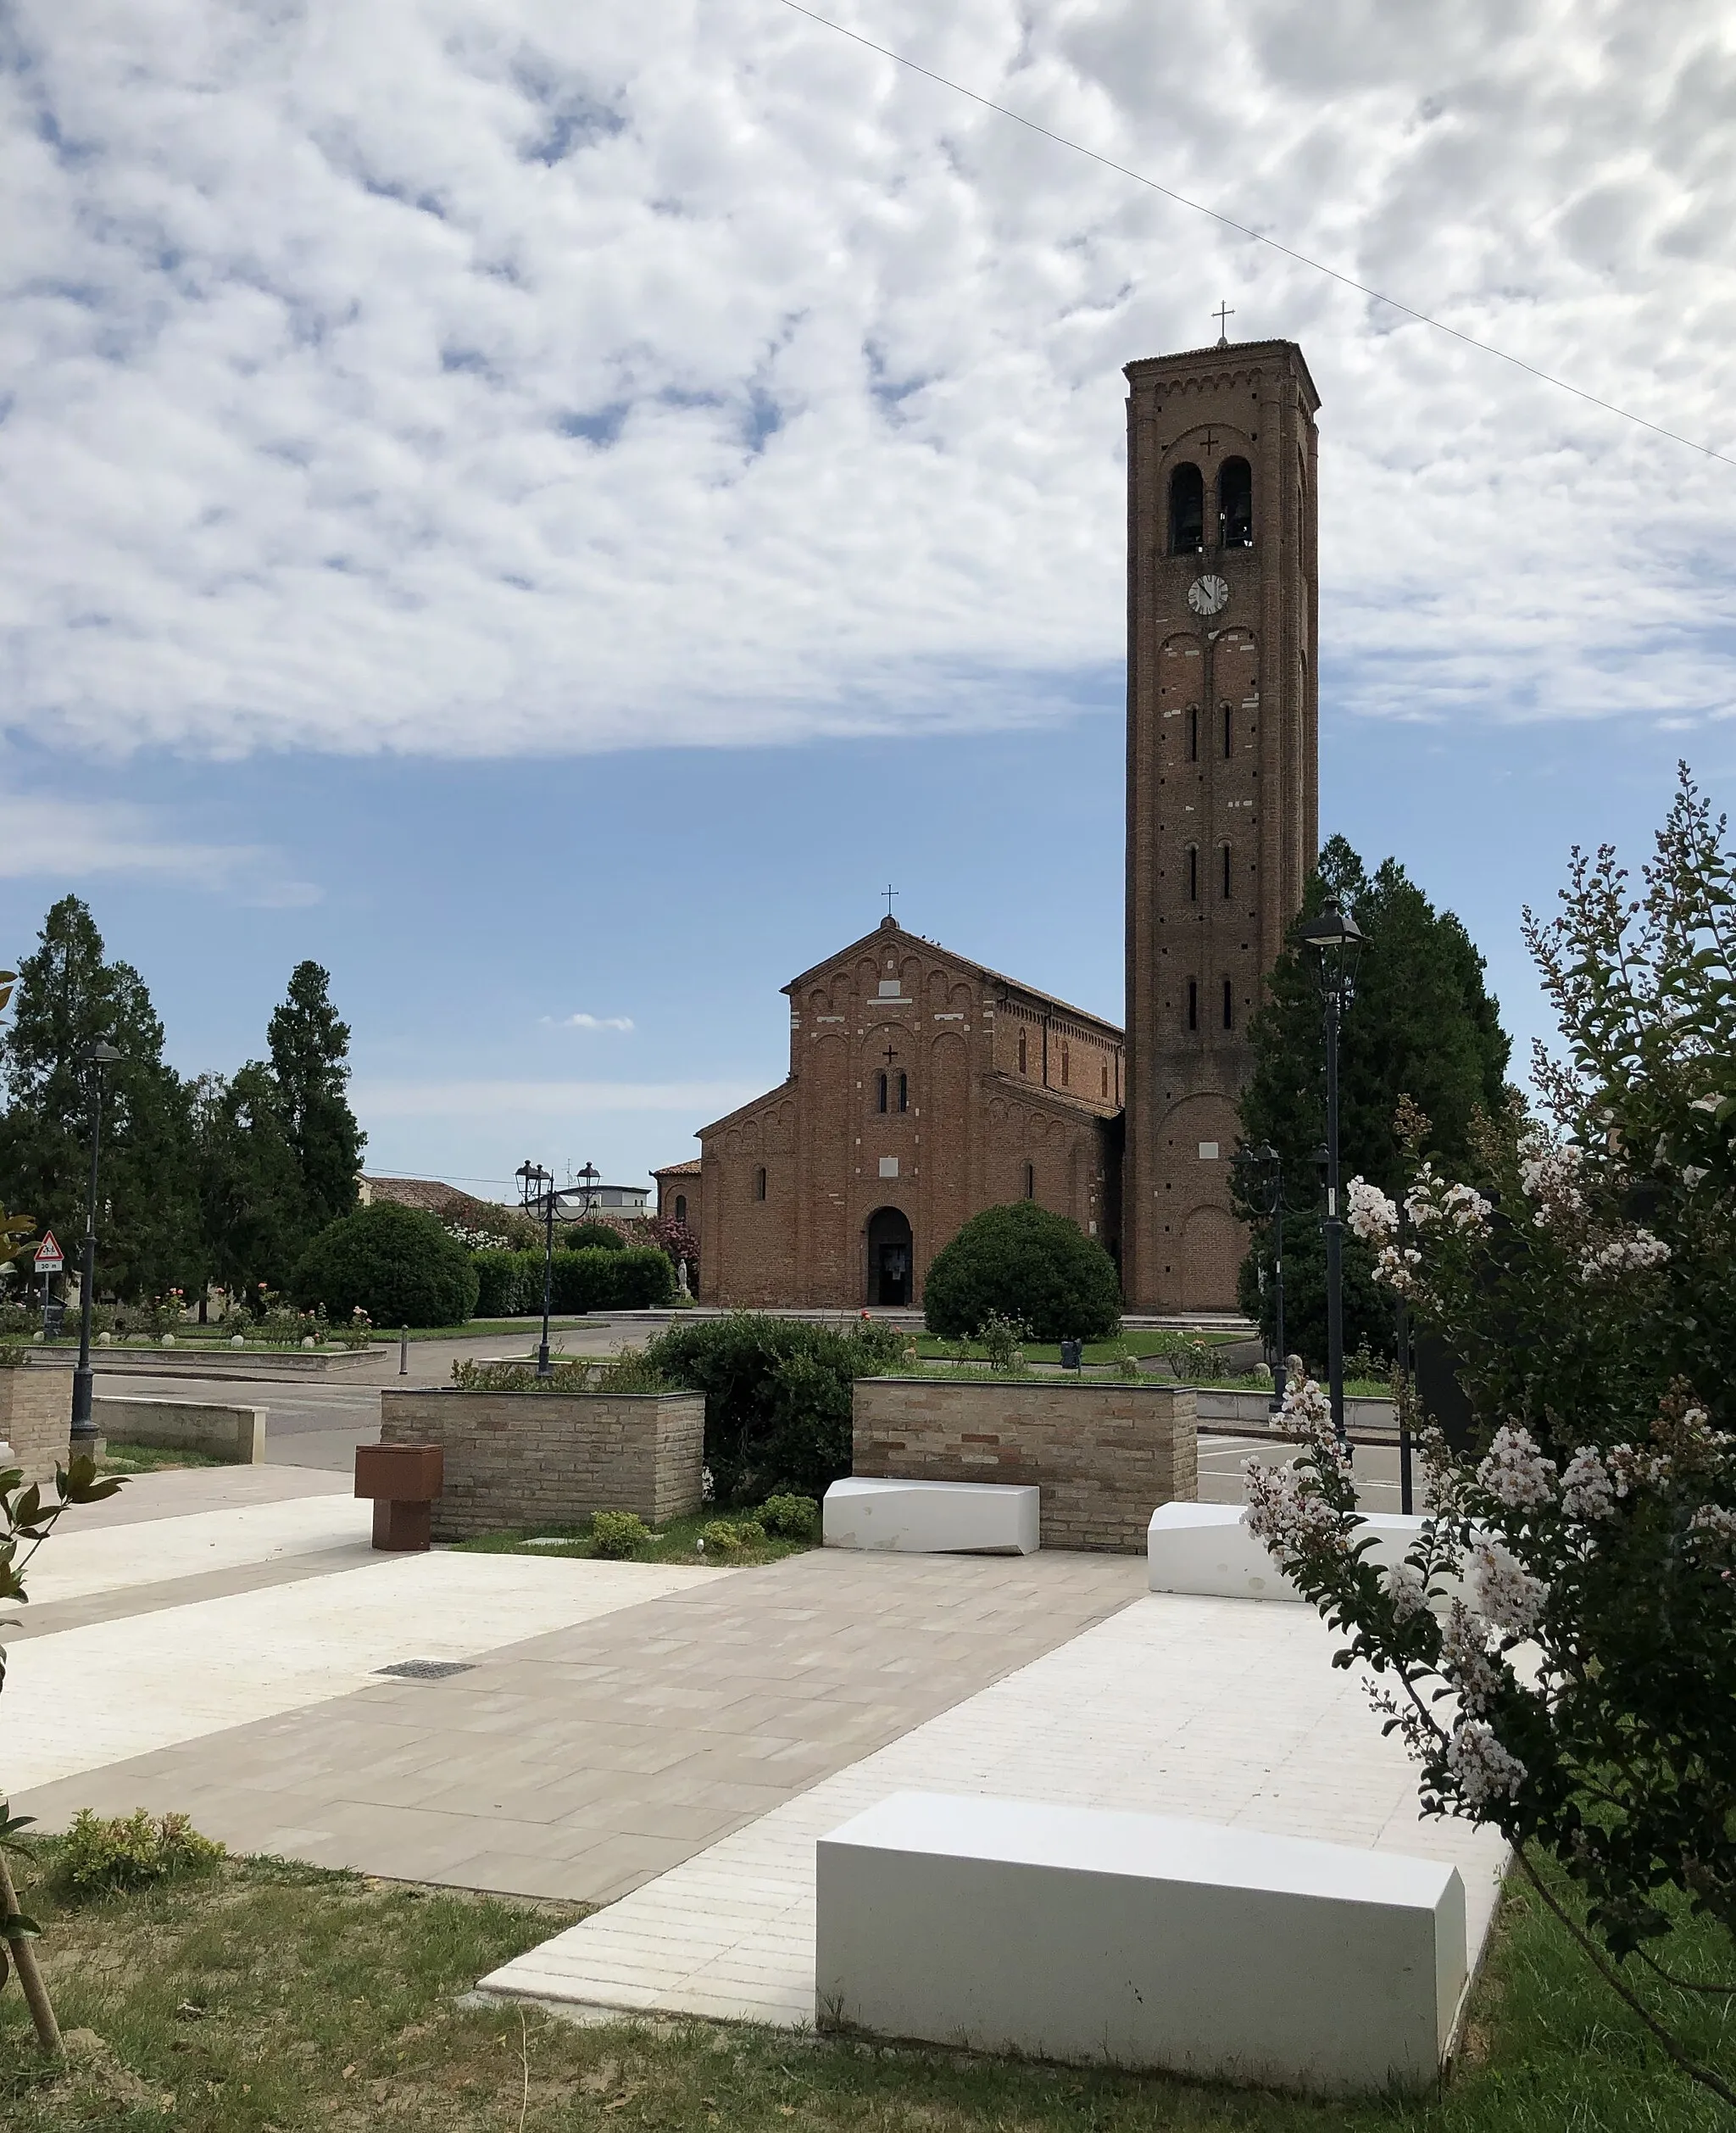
[
  {"left": 923, "top": 1201, "right": 1121, "bottom": 1343},
  {"left": 644, "top": 1312, "right": 907, "bottom": 1502},
  {"left": 292, "top": 1203, "right": 480, "bottom": 1329},
  {"left": 589, "top": 1510, "right": 650, "bottom": 1558},
  {"left": 759, "top": 1492, "right": 818, "bottom": 1539},
  {"left": 58, "top": 1808, "right": 224, "bottom": 1896}
]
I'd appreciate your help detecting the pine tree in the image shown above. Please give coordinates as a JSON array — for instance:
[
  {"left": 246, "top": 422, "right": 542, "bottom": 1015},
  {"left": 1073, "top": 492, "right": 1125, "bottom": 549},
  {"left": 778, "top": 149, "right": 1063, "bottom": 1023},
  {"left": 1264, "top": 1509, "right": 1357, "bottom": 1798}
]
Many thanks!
[
  {"left": 267, "top": 961, "right": 364, "bottom": 1234},
  {"left": 1234, "top": 838, "right": 1511, "bottom": 1370},
  {"left": 0, "top": 896, "right": 200, "bottom": 1300}
]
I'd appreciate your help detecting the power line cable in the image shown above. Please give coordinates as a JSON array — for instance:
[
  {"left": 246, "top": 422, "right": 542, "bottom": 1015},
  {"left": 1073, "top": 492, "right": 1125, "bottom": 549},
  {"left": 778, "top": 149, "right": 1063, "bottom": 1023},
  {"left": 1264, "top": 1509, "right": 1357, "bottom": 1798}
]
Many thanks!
[{"left": 773, "top": 0, "right": 1734, "bottom": 471}]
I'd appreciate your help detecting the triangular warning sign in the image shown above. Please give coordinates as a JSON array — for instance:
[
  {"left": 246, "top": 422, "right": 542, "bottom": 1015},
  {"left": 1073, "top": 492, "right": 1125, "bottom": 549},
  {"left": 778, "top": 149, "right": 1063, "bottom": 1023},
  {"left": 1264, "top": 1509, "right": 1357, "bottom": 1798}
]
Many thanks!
[{"left": 34, "top": 1230, "right": 64, "bottom": 1267}]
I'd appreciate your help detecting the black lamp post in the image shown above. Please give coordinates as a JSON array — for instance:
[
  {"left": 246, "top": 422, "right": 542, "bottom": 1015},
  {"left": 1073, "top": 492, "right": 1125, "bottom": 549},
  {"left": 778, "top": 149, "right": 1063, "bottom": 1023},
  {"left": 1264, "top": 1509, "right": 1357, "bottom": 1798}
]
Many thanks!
[
  {"left": 1232, "top": 1143, "right": 1285, "bottom": 1419},
  {"left": 1298, "top": 905, "right": 1365, "bottom": 1451},
  {"left": 516, "top": 1160, "right": 557, "bottom": 1378},
  {"left": 69, "top": 1039, "right": 123, "bottom": 1455},
  {"left": 575, "top": 1161, "right": 599, "bottom": 1222}
]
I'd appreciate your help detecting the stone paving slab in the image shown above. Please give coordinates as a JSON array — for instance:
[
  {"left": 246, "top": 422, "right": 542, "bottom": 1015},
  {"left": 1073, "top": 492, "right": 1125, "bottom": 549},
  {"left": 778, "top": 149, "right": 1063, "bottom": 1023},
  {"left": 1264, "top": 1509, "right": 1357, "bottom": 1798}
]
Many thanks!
[
  {"left": 12, "top": 1549, "right": 1143, "bottom": 1903},
  {"left": 481, "top": 1591, "right": 1511, "bottom": 2028}
]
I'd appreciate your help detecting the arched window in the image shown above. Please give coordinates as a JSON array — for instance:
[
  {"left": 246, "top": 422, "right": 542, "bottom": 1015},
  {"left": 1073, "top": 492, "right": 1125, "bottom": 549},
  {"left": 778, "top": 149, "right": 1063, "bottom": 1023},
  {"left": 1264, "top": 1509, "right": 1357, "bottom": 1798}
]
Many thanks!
[
  {"left": 1221, "top": 843, "right": 1232, "bottom": 899},
  {"left": 1023, "top": 1161, "right": 1036, "bottom": 1200},
  {"left": 1187, "top": 844, "right": 1199, "bottom": 901},
  {"left": 1168, "top": 463, "right": 1205, "bottom": 554},
  {"left": 876, "top": 1072, "right": 888, "bottom": 1113},
  {"left": 1221, "top": 704, "right": 1232, "bottom": 757},
  {"left": 1060, "top": 1040, "right": 1071, "bottom": 1087},
  {"left": 896, "top": 1071, "right": 909, "bottom": 1113},
  {"left": 1220, "top": 456, "right": 1253, "bottom": 547},
  {"left": 1017, "top": 1030, "right": 1027, "bottom": 1074},
  {"left": 1186, "top": 705, "right": 1199, "bottom": 762},
  {"left": 674, "top": 1193, "right": 687, "bottom": 1225},
  {"left": 754, "top": 1166, "right": 767, "bottom": 1201},
  {"left": 1222, "top": 979, "right": 1234, "bottom": 1030},
  {"left": 1187, "top": 979, "right": 1199, "bottom": 1032}
]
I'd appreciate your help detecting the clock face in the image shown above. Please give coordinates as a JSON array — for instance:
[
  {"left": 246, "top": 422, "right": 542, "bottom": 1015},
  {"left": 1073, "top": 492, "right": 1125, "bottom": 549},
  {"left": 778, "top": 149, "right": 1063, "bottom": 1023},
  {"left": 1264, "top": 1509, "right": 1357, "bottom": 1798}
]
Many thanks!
[{"left": 1188, "top": 574, "right": 1230, "bottom": 617}]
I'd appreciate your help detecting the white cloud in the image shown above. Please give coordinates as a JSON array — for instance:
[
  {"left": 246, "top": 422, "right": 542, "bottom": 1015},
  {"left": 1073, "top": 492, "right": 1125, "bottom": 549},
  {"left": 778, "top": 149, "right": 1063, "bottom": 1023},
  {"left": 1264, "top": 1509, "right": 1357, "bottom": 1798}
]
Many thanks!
[
  {"left": 2, "top": 0, "right": 1733, "bottom": 759},
  {"left": 352, "top": 1078, "right": 758, "bottom": 1117},
  {"left": 542, "top": 1011, "right": 635, "bottom": 1031},
  {"left": 0, "top": 789, "right": 318, "bottom": 904}
]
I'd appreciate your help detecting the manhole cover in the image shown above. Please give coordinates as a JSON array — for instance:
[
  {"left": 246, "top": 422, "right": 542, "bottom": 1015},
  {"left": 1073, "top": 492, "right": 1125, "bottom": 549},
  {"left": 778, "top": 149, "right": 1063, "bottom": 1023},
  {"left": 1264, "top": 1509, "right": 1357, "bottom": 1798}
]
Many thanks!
[{"left": 375, "top": 1660, "right": 476, "bottom": 1681}]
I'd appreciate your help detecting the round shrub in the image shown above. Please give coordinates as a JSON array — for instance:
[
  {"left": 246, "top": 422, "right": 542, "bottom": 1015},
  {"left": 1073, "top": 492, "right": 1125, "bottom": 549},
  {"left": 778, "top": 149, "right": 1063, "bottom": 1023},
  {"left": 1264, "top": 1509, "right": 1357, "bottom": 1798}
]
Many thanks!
[
  {"left": 292, "top": 1203, "right": 480, "bottom": 1329},
  {"left": 923, "top": 1201, "right": 1121, "bottom": 1344},
  {"left": 563, "top": 1220, "right": 626, "bottom": 1252},
  {"left": 589, "top": 1510, "right": 650, "bottom": 1559}
]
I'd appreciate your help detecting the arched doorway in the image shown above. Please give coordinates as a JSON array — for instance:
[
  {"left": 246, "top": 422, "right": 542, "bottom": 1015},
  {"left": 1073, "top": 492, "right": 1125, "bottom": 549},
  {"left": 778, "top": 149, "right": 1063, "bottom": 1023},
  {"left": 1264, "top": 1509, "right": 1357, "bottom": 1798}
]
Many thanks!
[{"left": 865, "top": 1206, "right": 914, "bottom": 1306}]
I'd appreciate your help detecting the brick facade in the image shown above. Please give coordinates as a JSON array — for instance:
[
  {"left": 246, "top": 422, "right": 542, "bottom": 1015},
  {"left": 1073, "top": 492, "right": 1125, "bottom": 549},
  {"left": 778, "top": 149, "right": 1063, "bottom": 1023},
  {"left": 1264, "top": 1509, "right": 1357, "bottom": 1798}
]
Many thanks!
[
  {"left": 1122, "top": 340, "right": 1320, "bottom": 1311},
  {"left": 0, "top": 1367, "right": 71, "bottom": 1485},
  {"left": 691, "top": 919, "right": 1123, "bottom": 1310},
  {"left": 379, "top": 1389, "right": 704, "bottom": 1541},
  {"left": 852, "top": 1378, "right": 1197, "bottom": 1553}
]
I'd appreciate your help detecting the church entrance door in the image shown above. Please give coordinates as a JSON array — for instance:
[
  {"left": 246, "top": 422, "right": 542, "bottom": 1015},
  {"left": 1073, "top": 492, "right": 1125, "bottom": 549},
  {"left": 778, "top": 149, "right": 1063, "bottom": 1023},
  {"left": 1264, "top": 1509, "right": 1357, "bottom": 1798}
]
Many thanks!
[{"left": 865, "top": 1206, "right": 914, "bottom": 1306}]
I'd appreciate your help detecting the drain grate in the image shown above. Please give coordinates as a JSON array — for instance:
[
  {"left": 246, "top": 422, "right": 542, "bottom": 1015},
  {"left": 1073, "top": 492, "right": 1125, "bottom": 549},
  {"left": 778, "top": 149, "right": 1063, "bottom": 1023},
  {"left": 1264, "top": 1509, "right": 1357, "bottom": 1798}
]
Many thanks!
[{"left": 376, "top": 1659, "right": 476, "bottom": 1682}]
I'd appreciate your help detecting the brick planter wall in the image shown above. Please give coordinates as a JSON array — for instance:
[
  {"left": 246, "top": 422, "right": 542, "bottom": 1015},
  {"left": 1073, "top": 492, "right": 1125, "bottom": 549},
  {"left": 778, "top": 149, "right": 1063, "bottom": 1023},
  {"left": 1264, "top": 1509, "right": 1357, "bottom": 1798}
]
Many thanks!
[
  {"left": 378, "top": 1388, "right": 704, "bottom": 1541},
  {"left": 0, "top": 1367, "right": 71, "bottom": 1484},
  {"left": 852, "top": 1378, "right": 1197, "bottom": 1553}
]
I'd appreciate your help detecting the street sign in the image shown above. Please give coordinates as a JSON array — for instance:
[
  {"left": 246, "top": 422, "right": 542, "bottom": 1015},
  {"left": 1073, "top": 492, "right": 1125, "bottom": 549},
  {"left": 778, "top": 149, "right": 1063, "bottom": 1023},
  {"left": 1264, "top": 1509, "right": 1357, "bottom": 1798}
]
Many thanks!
[{"left": 34, "top": 1231, "right": 64, "bottom": 1274}]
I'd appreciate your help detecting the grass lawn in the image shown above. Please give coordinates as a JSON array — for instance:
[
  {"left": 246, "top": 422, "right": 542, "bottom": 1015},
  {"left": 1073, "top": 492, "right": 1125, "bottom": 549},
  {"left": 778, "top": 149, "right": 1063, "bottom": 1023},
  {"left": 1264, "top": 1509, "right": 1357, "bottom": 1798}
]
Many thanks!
[
  {"left": 97, "top": 1442, "right": 230, "bottom": 1476},
  {"left": 452, "top": 1505, "right": 817, "bottom": 1568},
  {"left": 2, "top": 1845, "right": 1731, "bottom": 2131}
]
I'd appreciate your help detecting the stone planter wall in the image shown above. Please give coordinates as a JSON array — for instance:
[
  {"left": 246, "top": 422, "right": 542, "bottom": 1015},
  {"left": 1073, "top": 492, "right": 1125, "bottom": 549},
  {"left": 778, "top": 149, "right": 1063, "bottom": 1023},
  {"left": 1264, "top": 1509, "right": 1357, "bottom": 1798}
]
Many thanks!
[
  {"left": 379, "top": 1388, "right": 705, "bottom": 1540},
  {"left": 93, "top": 1396, "right": 265, "bottom": 1463},
  {"left": 853, "top": 1378, "right": 1197, "bottom": 1553},
  {"left": 0, "top": 1367, "right": 71, "bottom": 1484}
]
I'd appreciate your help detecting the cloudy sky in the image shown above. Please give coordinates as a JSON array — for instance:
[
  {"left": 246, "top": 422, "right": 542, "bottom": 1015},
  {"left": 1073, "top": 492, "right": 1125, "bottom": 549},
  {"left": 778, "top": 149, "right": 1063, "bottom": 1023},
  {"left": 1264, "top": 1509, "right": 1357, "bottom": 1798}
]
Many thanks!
[{"left": 2, "top": 0, "right": 1733, "bottom": 1195}]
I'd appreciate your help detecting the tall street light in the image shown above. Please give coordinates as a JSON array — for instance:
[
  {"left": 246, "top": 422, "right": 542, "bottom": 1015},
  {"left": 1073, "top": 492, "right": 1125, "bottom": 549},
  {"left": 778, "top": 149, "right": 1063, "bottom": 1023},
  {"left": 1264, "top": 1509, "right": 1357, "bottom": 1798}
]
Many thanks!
[
  {"left": 1298, "top": 905, "right": 1365, "bottom": 1451},
  {"left": 69, "top": 1039, "right": 123, "bottom": 1456},
  {"left": 1232, "top": 1143, "right": 1285, "bottom": 1419},
  {"left": 516, "top": 1160, "right": 557, "bottom": 1379}
]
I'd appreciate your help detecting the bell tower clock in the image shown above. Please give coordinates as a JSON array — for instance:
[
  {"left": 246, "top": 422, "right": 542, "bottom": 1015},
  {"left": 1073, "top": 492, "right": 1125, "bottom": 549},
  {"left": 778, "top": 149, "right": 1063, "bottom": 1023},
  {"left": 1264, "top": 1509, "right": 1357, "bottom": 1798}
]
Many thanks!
[{"left": 1121, "top": 337, "right": 1320, "bottom": 1312}]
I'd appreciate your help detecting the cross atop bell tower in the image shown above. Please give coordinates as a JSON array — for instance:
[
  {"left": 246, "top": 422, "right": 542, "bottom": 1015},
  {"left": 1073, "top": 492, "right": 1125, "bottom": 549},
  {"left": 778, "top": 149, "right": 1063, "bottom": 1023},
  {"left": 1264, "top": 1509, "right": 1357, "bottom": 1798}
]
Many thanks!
[{"left": 1121, "top": 336, "right": 1320, "bottom": 1312}]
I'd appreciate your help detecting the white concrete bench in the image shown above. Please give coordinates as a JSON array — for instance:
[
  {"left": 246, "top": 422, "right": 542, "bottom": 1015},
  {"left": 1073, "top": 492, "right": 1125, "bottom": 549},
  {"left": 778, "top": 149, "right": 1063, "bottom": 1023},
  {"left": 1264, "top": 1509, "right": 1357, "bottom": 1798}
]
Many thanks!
[
  {"left": 823, "top": 1477, "right": 1039, "bottom": 1555},
  {"left": 816, "top": 1791, "right": 1466, "bottom": 2096},
  {"left": 1148, "top": 1501, "right": 1440, "bottom": 1601}
]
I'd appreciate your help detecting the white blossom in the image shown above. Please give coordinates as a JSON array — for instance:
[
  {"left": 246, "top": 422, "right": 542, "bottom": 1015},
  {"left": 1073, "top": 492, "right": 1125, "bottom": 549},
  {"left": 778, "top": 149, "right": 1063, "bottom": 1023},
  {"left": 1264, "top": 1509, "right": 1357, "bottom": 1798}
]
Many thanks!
[
  {"left": 1560, "top": 1447, "right": 1616, "bottom": 1522},
  {"left": 1438, "top": 1601, "right": 1501, "bottom": 1713},
  {"left": 1688, "top": 1504, "right": 1736, "bottom": 1544},
  {"left": 1442, "top": 1183, "right": 1493, "bottom": 1235},
  {"left": 1241, "top": 1458, "right": 1346, "bottom": 1562},
  {"left": 1477, "top": 1424, "right": 1557, "bottom": 1512},
  {"left": 1372, "top": 1241, "right": 1423, "bottom": 1294},
  {"left": 1683, "top": 1166, "right": 1709, "bottom": 1189},
  {"left": 1346, "top": 1176, "right": 1399, "bottom": 1244},
  {"left": 1472, "top": 1540, "right": 1551, "bottom": 1635},
  {"left": 1579, "top": 1228, "right": 1671, "bottom": 1280},
  {"left": 1689, "top": 1094, "right": 1721, "bottom": 1113},
  {"left": 1518, "top": 1139, "right": 1586, "bottom": 1228},
  {"left": 1381, "top": 1561, "right": 1429, "bottom": 1621},
  {"left": 1444, "top": 1719, "right": 1527, "bottom": 1811}
]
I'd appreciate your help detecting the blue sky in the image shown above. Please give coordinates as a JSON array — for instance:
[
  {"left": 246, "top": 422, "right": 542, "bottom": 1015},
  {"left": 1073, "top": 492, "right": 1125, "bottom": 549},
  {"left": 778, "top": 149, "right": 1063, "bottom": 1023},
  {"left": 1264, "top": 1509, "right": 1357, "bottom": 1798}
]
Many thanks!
[{"left": 3, "top": 0, "right": 1733, "bottom": 1200}]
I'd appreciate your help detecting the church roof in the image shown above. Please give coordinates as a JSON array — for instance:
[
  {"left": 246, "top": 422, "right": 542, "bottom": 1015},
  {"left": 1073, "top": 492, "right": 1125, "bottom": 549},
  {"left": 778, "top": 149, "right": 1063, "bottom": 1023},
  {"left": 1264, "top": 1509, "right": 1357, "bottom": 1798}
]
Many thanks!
[
  {"left": 1124, "top": 336, "right": 1320, "bottom": 411},
  {"left": 782, "top": 919, "right": 1123, "bottom": 1044}
]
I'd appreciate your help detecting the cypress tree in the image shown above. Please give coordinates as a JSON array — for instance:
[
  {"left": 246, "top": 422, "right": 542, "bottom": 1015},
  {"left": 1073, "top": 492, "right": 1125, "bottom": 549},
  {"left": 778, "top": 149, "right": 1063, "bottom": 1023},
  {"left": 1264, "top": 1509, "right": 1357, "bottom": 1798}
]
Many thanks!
[
  {"left": 193, "top": 1066, "right": 308, "bottom": 1300},
  {"left": 1234, "top": 838, "right": 1511, "bottom": 1369},
  {"left": 0, "top": 896, "right": 200, "bottom": 1300},
  {"left": 267, "top": 961, "right": 364, "bottom": 1235}
]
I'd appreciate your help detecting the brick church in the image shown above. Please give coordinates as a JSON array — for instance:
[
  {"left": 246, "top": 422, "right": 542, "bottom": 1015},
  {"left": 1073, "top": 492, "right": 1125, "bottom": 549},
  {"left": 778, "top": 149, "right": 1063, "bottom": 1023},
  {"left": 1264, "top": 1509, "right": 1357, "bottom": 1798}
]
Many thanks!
[{"left": 663, "top": 335, "right": 1319, "bottom": 1313}]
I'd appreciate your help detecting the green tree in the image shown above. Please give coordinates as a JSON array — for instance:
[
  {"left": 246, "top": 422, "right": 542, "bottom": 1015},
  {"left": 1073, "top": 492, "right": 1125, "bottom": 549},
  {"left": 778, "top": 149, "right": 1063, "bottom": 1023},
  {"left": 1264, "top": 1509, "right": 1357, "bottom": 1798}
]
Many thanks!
[
  {"left": 268, "top": 961, "right": 364, "bottom": 1234},
  {"left": 923, "top": 1201, "right": 1122, "bottom": 1342},
  {"left": 1234, "top": 838, "right": 1510, "bottom": 1367},
  {"left": 0, "top": 897, "right": 200, "bottom": 1300},
  {"left": 193, "top": 1066, "right": 306, "bottom": 1300}
]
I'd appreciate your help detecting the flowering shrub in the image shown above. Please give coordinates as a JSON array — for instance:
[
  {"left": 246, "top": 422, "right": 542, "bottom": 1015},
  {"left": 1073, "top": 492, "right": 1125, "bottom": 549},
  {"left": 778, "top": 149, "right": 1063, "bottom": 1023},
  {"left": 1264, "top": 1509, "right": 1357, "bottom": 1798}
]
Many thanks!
[{"left": 1244, "top": 769, "right": 1736, "bottom": 2105}]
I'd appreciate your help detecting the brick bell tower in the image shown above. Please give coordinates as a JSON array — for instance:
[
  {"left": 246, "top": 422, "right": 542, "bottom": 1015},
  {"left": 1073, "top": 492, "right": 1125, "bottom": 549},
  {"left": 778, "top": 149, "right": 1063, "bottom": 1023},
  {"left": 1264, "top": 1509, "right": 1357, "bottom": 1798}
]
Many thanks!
[{"left": 1121, "top": 336, "right": 1320, "bottom": 1312}]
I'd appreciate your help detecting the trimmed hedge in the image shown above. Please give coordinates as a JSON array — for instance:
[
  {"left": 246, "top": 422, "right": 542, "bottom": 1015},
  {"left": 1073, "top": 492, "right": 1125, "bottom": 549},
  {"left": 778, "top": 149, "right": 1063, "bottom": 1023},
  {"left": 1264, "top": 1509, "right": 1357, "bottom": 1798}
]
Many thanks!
[
  {"left": 643, "top": 1312, "right": 908, "bottom": 1501},
  {"left": 923, "top": 1200, "right": 1121, "bottom": 1343},
  {"left": 292, "top": 1203, "right": 480, "bottom": 1329},
  {"left": 469, "top": 1245, "right": 676, "bottom": 1317}
]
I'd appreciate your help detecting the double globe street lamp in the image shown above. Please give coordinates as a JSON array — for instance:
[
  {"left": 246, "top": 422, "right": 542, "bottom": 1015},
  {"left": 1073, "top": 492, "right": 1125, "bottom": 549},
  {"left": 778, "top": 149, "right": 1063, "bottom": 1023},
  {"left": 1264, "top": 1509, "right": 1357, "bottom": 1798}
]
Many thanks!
[
  {"left": 69, "top": 1039, "right": 124, "bottom": 1456},
  {"left": 516, "top": 1160, "right": 559, "bottom": 1378},
  {"left": 1297, "top": 905, "right": 1365, "bottom": 1452}
]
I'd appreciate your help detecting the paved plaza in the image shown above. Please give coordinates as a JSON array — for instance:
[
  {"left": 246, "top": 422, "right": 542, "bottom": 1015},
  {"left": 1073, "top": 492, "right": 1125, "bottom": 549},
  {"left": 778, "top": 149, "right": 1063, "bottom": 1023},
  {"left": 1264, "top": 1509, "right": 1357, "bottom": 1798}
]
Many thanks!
[{"left": 3, "top": 1421, "right": 1502, "bottom": 2038}]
